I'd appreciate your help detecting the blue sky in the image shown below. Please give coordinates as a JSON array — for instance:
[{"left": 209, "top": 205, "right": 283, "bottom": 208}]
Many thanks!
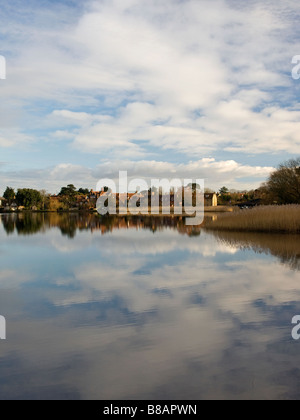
[{"left": 0, "top": 0, "right": 299, "bottom": 194}]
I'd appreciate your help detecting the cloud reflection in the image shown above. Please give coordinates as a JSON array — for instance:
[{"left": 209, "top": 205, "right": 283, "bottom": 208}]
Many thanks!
[{"left": 0, "top": 214, "right": 299, "bottom": 399}]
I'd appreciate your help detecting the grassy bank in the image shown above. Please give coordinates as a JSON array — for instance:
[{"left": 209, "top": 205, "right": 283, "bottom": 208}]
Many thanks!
[{"left": 204, "top": 205, "right": 300, "bottom": 233}]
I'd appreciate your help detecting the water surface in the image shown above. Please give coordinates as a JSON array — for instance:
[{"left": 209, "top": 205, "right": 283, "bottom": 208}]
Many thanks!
[{"left": 0, "top": 213, "right": 299, "bottom": 400}]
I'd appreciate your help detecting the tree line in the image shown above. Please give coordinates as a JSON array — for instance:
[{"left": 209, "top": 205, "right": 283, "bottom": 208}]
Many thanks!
[
  {"left": 217, "top": 157, "right": 300, "bottom": 205},
  {"left": 1, "top": 184, "right": 91, "bottom": 210}
]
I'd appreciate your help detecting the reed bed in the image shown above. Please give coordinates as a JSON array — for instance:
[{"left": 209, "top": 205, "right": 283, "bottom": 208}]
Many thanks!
[{"left": 204, "top": 205, "right": 300, "bottom": 233}]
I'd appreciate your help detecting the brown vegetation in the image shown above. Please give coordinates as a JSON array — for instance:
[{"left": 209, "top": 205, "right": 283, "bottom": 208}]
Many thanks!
[{"left": 204, "top": 205, "right": 300, "bottom": 233}]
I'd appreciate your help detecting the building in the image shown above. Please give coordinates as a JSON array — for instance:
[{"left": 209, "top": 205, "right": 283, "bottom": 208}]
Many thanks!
[{"left": 204, "top": 193, "right": 218, "bottom": 207}]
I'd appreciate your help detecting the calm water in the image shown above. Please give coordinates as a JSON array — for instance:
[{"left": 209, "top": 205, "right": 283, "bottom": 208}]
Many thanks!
[{"left": 0, "top": 212, "right": 300, "bottom": 400}]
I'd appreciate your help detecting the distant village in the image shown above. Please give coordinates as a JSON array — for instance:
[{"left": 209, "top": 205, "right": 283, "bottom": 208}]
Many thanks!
[
  {"left": 1, "top": 157, "right": 298, "bottom": 212},
  {"left": 0, "top": 183, "right": 264, "bottom": 213}
]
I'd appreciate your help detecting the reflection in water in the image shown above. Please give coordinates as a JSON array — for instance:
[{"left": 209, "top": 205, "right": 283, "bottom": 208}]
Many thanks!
[
  {"left": 0, "top": 212, "right": 202, "bottom": 237},
  {"left": 1, "top": 213, "right": 45, "bottom": 236},
  {"left": 206, "top": 230, "right": 300, "bottom": 271},
  {"left": 0, "top": 213, "right": 300, "bottom": 399}
]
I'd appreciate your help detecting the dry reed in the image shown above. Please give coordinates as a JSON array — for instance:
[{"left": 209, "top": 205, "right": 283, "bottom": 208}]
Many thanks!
[{"left": 204, "top": 205, "right": 300, "bottom": 233}]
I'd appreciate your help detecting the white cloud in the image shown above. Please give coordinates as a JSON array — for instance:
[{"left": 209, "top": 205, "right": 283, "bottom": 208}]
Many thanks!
[
  {"left": 0, "top": 163, "right": 95, "bottom": 193},
  {"left": 0, "top": 0, "right": 299, "bottom": 191},
  {"left": 92, "top": 158, "right": 274, "bottom": 191},
  {"left": 0, "top": 157, "right": 274, "bottom": 192}
]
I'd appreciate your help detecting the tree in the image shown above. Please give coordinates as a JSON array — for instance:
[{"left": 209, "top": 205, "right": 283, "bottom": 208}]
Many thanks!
[
  {"left": 187, "top": 183, "right": 201, "bottom": 190},
  {"left": 78, "top": 188, "right": 90, "bottom": 195},
  {"left": 16, "top": 189, "right": 42, "bottom": 209},
  {"left": 218, "top": 186, "right": 231, "bottom": 204},
  {"left": 266, "top": 157, "right": 300, "bottom": 204},
  {"left": 39, "top": 189, "right": 50, "bottom": 210},
  {"left": 58, "top": 184, "right": 77, "bottom": 197},
  {"left": 58, "top": 184, "right": 78, "bottom": 208},
  {"left": 255, "top": 183, "right": 277, "bottom": 205},
  {"left": 3, "top": 187, "right": 15, "bottom": 204},
  {"left": 219, "top": 186, "right": 229, "bottom": 195}
]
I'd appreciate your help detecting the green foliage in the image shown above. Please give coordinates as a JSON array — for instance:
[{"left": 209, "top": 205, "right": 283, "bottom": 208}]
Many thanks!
[
  {"left": 58, "top": 184, "right": 77, "bottom": 197},
  {"left": 218, "top": 186, "right": 231, "bottom": 204},
  {"left": 16, "top": 189, "right": 42, "bottom": 209},
  {"left": 57, "top": 184, "right": 78, "bottom": 207},
  {"left": 3, "top": 186, "right": 15, "bottom": 203},
  {"left": 78, "top": 188, "right": 90, "bottom": 195},
  {"left": 221, "top": 194, "right": 231, "bottom": 202},
  {"left": 219, "top": 186, "right": 229, "bottom": 195}
]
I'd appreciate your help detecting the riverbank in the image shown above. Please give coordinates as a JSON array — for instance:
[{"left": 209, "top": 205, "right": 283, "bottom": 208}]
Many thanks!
[
  {"left": 0, "top": 205, "right": 234, "bottom": 215},
  {"left": 204, "top": 205, "right": 300, "bottom": 233}
]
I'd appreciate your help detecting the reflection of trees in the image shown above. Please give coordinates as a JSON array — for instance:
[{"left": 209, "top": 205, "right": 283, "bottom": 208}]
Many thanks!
[
  {"left": 1, "top": 213, "right": 45, "bottom": 235},
  {"left": 1, "top": 214, "right": 17, "bottom": 235},
  {"left": 16, "top": 213, "right": 45, "bottom": 235},
  {"left": 1, "top": 213, "right": 202, "bottom": 237},
  {"left": 208, "top": 230, "right": 300, "bottom": 271},
  {"left": 57, "top": 214, "right": 78, "bottom": 238}
]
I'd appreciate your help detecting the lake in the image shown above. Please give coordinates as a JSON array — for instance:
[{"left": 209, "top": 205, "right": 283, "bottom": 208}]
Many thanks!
[{"left": 0, "top": 212, "right": 299, "bottom": 400}]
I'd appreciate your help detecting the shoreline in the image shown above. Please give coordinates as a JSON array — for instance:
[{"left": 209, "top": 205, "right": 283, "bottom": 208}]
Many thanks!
[
  {"left": 0, "top": 205, "right": 234, "bottom": 214},
  {"left": 1, "top": 206, "right": 299, "bottom": 234}
]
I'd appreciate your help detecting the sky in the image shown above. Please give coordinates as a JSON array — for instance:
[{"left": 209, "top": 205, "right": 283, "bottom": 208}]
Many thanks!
[{"left": 0, "top": 0, "right": 299, "bottom": 194}]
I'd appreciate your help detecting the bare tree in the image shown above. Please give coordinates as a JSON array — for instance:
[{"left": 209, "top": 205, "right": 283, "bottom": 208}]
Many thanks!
[
  {"left": 39, "top": 189, "right": 50, "bottom": 211},
  {"left": 266, "top": 158, "right": 300, "bottom": 204}
]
